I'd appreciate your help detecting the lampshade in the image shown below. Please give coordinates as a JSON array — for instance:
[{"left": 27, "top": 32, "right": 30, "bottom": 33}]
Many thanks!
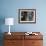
[{"left": 5, "top": 18, "right": 14, "bottom": 25}]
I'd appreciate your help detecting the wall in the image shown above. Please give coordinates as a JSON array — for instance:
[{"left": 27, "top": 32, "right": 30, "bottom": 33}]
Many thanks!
[
  {"left": 0, "top": 0, "right": 46, "bottom": 46},
  {"left": 0, "top": 0, "right": 46, "bottom": 32}
]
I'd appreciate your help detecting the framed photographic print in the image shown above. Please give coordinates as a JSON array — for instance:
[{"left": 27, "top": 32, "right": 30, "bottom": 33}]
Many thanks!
[{"left": 18, "top": 9, "right": 36, "bottom": 23}]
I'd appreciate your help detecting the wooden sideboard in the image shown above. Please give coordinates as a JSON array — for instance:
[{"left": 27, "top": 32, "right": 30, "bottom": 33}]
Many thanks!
[{"left": 4, "top": 32, "right": 43, "bottom": 46}]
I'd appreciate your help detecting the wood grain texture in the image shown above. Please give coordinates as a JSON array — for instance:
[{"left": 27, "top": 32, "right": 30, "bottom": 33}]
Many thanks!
[{"left": 4, "top": 32, "right": 43, "bottom": 46}]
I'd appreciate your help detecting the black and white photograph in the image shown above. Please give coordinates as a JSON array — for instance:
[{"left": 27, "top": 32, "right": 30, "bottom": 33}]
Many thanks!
[{"left": 18, "top": 9, "right": 36, "bottom": 23}]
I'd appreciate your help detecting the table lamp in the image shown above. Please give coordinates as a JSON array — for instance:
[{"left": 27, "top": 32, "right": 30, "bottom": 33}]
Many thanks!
[{"left": 5, "top": 18, "right": 14, "bottom": 35}]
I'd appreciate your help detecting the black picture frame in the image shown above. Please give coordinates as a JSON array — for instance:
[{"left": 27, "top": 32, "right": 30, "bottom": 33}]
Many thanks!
[{"left": 18, "top": 9, "right": 36, "bottom": 24}]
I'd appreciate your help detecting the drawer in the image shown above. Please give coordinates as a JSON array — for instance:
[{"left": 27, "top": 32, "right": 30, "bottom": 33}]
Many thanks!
[
  {"left": 32, "top": 40, "right": 43, "bottom": 46},
  {"left": 15, "top": 35, "right": 24, "bottom": 40},
  {"left": 4, "top": 40, "right": 16, "bottom": 46},
  {"left": 4, "top": 35, "right": 24, "bottom": 40},
  {"left": 24, "top": 40, "right": 43, "bottom": 46},
  {"left": 15, "top": 40, "right": 24, "bottom": 46},
  {"left": 25, "top": 35, "right": 43, "bottom": 40},
  {"left": 4, "top": 40, "right": 24, "bottom": 46}
]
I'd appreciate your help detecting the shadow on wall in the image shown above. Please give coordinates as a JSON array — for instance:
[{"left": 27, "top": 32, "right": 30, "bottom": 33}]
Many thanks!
[{"left": 0, "top": 16, "right": 5, "bottom": 46}]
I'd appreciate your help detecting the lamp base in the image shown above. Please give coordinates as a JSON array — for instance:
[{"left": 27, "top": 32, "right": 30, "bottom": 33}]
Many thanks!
[{"left": 8, "top": 32, "right": 11, "bottom": 35}]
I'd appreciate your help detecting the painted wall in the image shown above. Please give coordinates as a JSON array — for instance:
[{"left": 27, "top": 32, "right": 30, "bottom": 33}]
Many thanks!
[{"left": 0, "top": 0, "right": 46, "bottom": 32}]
